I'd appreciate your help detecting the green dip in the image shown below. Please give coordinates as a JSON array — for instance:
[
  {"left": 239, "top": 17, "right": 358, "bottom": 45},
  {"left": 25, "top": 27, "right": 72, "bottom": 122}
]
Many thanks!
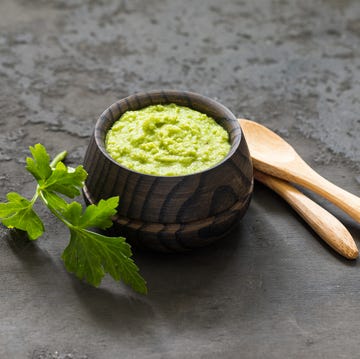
[{"left": 105, "top": 104, "right": 231, "bottom": 176}]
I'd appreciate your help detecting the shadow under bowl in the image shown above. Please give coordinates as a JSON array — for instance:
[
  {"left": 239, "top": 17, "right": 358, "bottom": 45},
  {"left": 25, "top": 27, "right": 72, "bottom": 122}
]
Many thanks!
[{"left": 83, "top": 90, "right": 253, "bottom": 252}]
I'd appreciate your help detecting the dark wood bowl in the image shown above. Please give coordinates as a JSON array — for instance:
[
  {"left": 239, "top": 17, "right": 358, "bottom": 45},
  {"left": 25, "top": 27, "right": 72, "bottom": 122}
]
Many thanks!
[{"left": 83, "top": 90, "right": 253, "bottom": 252}]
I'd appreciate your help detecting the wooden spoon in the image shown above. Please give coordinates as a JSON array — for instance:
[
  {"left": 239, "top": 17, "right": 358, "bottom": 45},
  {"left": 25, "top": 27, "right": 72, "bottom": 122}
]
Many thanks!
[
  {"left": 239, "top": 119, "right": 360, "bottom": 223},
  {"left": 254, "top": 169, "right": 358, "bottom": 259}
]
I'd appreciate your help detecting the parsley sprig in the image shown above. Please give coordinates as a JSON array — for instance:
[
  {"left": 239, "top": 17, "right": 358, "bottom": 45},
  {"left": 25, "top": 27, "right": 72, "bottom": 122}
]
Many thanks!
[{"left": 0, "top": 144, "right": 147, "bottom": 294}]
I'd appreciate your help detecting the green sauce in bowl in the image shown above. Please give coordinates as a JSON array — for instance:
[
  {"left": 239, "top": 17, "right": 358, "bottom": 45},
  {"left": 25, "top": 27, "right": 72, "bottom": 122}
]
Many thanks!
[{"left": 105, "top": 103, "right": 231, "bottom": 176}]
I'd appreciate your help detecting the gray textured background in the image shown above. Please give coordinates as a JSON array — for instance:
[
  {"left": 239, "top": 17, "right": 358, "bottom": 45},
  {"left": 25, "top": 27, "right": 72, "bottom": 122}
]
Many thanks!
[{"left": 0, "top": 0, "right": 360, "bottom": 358}]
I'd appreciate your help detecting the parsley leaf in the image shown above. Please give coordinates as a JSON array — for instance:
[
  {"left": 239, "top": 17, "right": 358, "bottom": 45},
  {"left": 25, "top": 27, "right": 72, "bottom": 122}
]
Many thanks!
[
  {"left": 40, "top": 161, "right": 87, "bottom": 198},
  {"left": 78, "top": 197, "right": 119, "bottom": 229},
  {"left": 0, "top": 192, "right": 44, "bottom": 240},
  {"left": 63, "top": 229, "right": 147, "bottom": 294},
  {"left": 26, "top": 144, "right": 87, "bottom": 198},
  {"left": 26, "top": 144, "right": 52, "bottom": 181},
  {"left": 60, "top": 199, "right": 147, "bottom": 294},
  {"left": 41, "top": 191, "right": 69, "bottom": 213}
]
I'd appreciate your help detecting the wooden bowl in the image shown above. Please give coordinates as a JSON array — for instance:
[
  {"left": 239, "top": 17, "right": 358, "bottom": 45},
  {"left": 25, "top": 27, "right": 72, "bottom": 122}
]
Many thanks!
[{"left": 83, "top": 90, "right": 253, "bottom": 252}]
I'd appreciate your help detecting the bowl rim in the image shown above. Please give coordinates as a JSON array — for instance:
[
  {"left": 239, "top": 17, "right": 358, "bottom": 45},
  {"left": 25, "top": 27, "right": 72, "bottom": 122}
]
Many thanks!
[{"left": 94, "top": 90, "right": 242, "bottom": 179}]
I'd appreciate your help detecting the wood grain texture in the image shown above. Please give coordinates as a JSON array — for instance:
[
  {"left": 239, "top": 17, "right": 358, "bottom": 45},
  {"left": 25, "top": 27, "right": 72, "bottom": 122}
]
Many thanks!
[
  {"left": 83, "top": 91, "right": 253, "bottom": 251},
  {"left": 254, "top": 170, "right": 358, "bottom": 259},
  {"left": 239, "top": 118, "right": 360, "bottom": 224}
]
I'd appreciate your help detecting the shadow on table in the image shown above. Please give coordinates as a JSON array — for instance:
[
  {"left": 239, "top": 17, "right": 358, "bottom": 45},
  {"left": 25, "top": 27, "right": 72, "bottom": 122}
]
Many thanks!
[
  {"left": 3, "top": 228, "right": 157, "bottom": 330},
  {"left": 4, "top": 229, "right": 54, "bottom": 265},
  {"left": 70, "top": 277, "right": 157, "bottom": 331},
  {"left": 255, "top": 181, "right": 359, "bottom": 266},
  {"left": 66, "top": 222, "right": 245, "bottom": 330}
]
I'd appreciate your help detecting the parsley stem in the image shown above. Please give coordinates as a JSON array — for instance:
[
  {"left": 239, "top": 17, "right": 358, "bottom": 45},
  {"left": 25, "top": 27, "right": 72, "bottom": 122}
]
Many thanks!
[
  {"left": 50, "top": 150, "right": 67, "bottom": 168},
  {"left": 38, "top": 191, "right": 74, "bottom": 229},
  {"left": 30, "top": 187, "right": 40, "bottom": 205}
]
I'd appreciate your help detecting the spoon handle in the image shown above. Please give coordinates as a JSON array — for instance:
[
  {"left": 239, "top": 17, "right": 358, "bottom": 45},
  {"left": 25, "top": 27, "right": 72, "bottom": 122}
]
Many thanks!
[
  {"left": 255, "top": 157, "right": 360, "bottom": 224},
  {"left": 254, "top": 170, "right": 358, "bottom": 259}
]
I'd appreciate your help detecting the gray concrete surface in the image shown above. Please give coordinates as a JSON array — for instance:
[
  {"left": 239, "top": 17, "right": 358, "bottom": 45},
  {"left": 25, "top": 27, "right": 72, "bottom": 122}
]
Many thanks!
[{"left": 1, "top": 0, "right": 360, "bottom": 358}]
